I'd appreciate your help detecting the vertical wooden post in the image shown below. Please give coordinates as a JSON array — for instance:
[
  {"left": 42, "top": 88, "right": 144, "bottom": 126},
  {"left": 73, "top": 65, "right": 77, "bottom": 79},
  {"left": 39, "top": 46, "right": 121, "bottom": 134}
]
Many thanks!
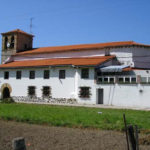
[
  {"left": 12, "top": 137, "right": 26, "bottom": 150},
  {"left": 128, "top": 125, "right": 136, "bottom": 150},
  {"left": 135, "top": 125, "right": 139, "bottom": 150},
  {"left": 123, "top": 113, "right": 130, "bottom": 150}
]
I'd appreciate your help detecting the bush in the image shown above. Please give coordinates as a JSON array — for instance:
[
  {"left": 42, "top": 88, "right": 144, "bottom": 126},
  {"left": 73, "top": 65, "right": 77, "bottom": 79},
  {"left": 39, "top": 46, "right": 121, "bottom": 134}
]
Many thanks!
[{"left": 1, "top": 97, "right": 15, "bottom": 103}]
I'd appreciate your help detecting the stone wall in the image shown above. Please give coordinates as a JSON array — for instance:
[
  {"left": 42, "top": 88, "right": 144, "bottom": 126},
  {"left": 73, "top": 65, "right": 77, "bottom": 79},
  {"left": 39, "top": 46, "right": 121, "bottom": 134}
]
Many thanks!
[{"left": 12, "top": 96, "right": 77, "bottom": 104}]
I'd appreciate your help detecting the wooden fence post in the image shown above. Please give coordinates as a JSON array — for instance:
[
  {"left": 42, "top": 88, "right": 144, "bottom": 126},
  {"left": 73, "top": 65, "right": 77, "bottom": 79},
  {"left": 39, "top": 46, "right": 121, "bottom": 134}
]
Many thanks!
[
  {"left": 135, "top": 125, "right": 139, "bottom": 150},
  {"left": 128, "top": 125, "right": 136, "bottom": 150},
  {"left": 12, "top": 137, "right": 26, "bottom": 150},
  {"left": 123, "top": 113, "right": 130, "bottom": 150}
]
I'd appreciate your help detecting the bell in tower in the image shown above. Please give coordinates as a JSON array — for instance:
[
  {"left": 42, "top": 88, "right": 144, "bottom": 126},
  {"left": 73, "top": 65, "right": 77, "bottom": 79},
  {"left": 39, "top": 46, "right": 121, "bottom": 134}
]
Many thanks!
[{"left": 1, "top": 29, "right": 34, "bottom": 64}]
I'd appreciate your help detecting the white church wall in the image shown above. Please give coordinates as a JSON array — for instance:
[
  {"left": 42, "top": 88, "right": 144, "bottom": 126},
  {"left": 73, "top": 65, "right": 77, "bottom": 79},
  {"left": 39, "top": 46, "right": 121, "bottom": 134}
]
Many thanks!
[
  {"left": 1, "top": 66, "right": 150, "bottom": 108},
  {"left": 0, "top": 67, "right": 76, "bottom": 100},
  {"left": 95, "top": 69, "right": 150, "bottom": 108},
  {"left": 96, "top": 84, "right": 150, "bottom": 108},
  {"left": 77, "top": 68, "right": 96, "bottom": 104}
]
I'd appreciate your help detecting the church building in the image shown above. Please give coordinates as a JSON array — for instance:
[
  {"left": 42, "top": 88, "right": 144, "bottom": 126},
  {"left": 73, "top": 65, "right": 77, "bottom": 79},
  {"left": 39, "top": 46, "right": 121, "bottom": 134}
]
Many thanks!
[{"left": 1, "top": 29, "right": 150, "bottom": 108}]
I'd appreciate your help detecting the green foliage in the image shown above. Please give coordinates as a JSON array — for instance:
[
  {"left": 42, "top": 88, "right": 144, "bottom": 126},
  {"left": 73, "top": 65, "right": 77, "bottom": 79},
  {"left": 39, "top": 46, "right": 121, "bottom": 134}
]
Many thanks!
[
  {"left": 1, "top": 97, "right": 14, "bottom": 103},
  {"left": 0, "top": 103, "right": 150, "bottom": 131}
]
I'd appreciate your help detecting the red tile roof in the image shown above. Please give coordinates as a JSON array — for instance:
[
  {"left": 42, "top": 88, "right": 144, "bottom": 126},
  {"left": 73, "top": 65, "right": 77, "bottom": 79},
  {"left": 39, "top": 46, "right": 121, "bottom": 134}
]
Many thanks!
[
  {"left": 1, "top": 29, "right": 34, "bottom": 37},
  {"left": 14, "top": 41, "right": 150, "bottom": 56},
  {"left": 0, "top": 56, "right": 115, "bottom": 68}
]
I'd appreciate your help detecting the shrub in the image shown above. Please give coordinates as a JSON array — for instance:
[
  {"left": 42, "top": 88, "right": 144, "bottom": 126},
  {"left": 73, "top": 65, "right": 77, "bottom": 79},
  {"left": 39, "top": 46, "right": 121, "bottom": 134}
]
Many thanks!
[{"left": 2, "top": 97, "right": 15, "bottom": 103}]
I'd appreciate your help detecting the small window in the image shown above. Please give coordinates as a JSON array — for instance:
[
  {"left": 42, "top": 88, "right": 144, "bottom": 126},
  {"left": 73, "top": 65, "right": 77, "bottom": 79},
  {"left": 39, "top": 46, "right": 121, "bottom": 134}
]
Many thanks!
[
  {"left": 59, "top": 70, "right": 65, "bottom": 79},
  {"left": 10, "top": 36, "right": 14, "bottom": 48},
  {"left": 4, "top": 37, "right": 8, "bottom": 49},
  {"left": 16, "top": 71, "right": 21, "bottom": 79},
  {"left": 81, "top": 68, "right": 89, "bottom": 79},
  {"left": 97, "top": 77, "right": 102, "bottom": 83},
  {"left": 118, "top": 77, "right": 124, "bottom": 83},
  {"left": 110, "top": 78, "right": 114, "bottom": 83},
  {"left": 125, "top": 77, "right": 130, "bottom": 83},
  {"left": 42, "top": 86, "right": 51, "bottom": 97},
  {"left": 44, "top": 70, "right": 49, "bottom": 79},
  {"left": 28, "top": 86, "right": 36, "bottom": 97},
  {"left": 4, "top": 71, "right": 9, "bottom": 79},
  {"left": 131, "top": 77, "right": 136, "bottom": 83},
  {"left": 104, "top": 77, "right": 108, "bottom": 82},
  {"left": 29, "top": 71, "right": 35, "bottom": 79},
  {"left": 79, "top": 87, "right": 91, "bottom": 98}
]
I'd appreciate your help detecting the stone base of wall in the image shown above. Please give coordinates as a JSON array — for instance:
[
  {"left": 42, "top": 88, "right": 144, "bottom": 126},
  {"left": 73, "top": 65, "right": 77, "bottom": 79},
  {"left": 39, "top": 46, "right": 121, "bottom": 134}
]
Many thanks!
[{"left": 12, "top": 96, "right": 77, "bottom": 104}]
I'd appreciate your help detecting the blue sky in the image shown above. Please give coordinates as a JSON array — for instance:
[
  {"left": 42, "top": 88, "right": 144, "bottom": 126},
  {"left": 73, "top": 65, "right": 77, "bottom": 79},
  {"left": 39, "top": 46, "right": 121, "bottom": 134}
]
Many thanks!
[{"left": 0, "top": 0, "right": 150, "bottom": 49}]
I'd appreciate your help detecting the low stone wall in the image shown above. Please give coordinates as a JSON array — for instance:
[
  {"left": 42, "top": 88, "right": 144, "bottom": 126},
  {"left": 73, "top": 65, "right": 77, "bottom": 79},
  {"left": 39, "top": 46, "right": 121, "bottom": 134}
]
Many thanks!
[{"left": 12, "top": 96, "right": 77, "bottom": 104}]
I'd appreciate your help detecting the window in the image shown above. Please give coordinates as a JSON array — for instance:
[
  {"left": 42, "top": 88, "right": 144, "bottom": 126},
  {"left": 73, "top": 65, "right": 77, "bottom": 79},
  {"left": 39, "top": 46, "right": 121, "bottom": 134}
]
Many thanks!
[
  {"left": 29, "top": 71, "right": 35, "bottom": 79},
  {"left": 4, "top": 71, "right": 9, "bottom": 79},
  {"left": 44, "top": 70, "right": 49, "bottom": 79},
  {"left": 97, "top": 77, "right": 102, "bottom": 83},
  {"left": 42, "top": 86, "right": 51, "bottom": 97},
  {"left": 110, "top": 77, "right": 115, "bottom": 83},
  {"left": 79, "top": 87, "right": 91, "bottom": 98},
  {"left": 28, "top": 86, "right": 36, "bottom": 97},
  {"left": 16, "top": 71, "right": 21, "bottom": 79},
  {"left": 104, "top": 77, "right": 108, "bottom": 82},
  {"left": 125, "top": 77, "right": 130, "bottom": 83},
  {"left": 131, "top": 77, "right": 136, "bottom": 83},
  {"left": 4, "top": 37, "right": 8, "bottom": 49},
  {"left": 59, "top": 70, "right": 65, "bottom": 79},
  {"left": 118, "top": 77, "right": 124, "bottom": 83},
  {"left": 81, "top": 68, "right": 89, "bottom": 79},
  {"left": 10, "top": 36, "right": 14, "bottom": 48}
]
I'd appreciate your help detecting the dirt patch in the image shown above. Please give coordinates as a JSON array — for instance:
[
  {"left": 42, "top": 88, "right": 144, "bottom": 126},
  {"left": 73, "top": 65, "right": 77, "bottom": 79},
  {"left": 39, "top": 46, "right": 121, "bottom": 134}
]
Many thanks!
[
  {"left": 139, "top": 135, "right": 150, "bottom": 145},
  {"left": 0, "top": 120, "right": 149, "bottom": 150}
]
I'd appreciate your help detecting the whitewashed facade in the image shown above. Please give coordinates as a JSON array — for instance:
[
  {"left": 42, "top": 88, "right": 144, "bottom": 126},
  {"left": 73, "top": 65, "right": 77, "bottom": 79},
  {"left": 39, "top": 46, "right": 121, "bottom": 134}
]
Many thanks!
[{"left": 1, "top": 29, "right": 150, "bottom": 108}]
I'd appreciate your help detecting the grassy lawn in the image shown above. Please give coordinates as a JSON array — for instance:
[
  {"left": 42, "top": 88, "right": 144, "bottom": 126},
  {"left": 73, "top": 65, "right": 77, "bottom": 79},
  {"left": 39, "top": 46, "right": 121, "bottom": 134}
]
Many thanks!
[{"left": 0, "top": 103, "right": 150, "bottom": 131}]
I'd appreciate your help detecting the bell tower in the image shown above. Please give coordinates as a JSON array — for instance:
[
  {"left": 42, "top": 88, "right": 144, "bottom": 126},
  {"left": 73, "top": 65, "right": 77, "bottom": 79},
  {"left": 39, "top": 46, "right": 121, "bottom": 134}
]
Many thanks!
[{"left": 1, "top": 29, "right": 34, "bottom": 64}]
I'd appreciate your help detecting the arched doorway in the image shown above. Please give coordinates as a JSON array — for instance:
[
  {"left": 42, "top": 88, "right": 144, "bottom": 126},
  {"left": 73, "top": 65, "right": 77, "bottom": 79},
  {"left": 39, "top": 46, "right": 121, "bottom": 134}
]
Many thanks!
[
  {"left": 2, "top": 87, "right": 10, "bottom": 99},
  {"left": 1, "top": 83, "right": 12, "bottom": 99}
]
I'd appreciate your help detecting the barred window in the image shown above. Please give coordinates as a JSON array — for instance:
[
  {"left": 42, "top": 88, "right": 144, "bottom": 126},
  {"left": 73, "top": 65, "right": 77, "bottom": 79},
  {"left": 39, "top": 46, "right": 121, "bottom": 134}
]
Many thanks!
[
  {"left": 4, "top": 71, "right": 9, "bottom": 79},
  {"left": 110, "top": 77, "right": 115, "bottom": 83},
  {"left": 131, "top": 77, "right": 136, "bottom": 83},
  {"left": 42, "top": 86, "right": 51, "bottom": 97},
  {"left": 28, "top": 86, "right": 36, "bottom": 97},
  {"left": 104, "top": 77, "right": 108, "bottom": 82},
  {"left": 59, "top": 70, "right": 65, "bottom": 79},
  {"left": 81, "top": 68, "right": 89, "bottom": 79},
  {"left": 16, "top": 71, "right": 21, "bottom": 79},
  {"left": 118, "top": 77, "right": 124, "bottom": 83},
  {"left": 125, "top": 77, "right": 130, "bottom": 83},
  {"left": 44, "top": 70, "right": 49, "bottom": 79},
  {"left": 79, "top": 87, "right": 91, "bottom": 98},
  {"left": 29, "top": 71, "right": 35, "bottom": 79}
]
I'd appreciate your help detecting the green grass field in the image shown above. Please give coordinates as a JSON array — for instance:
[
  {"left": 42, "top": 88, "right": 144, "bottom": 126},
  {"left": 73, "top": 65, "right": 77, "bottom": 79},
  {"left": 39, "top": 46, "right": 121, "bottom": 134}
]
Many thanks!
[{"left": 0, "top": 103, "right": 150, "bottom": 131}]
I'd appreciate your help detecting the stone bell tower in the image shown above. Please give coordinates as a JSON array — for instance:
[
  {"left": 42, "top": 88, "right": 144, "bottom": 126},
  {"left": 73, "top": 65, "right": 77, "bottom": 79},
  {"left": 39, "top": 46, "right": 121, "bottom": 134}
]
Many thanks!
[{"left": 1, "top": 29, "right": 34, "bottom": 64}]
